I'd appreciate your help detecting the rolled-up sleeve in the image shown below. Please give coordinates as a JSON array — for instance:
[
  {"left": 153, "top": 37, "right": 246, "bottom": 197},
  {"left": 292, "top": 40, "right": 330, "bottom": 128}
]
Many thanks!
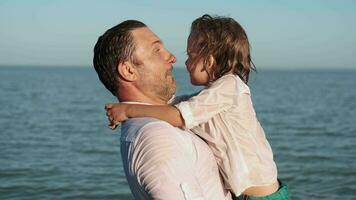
[
  {"left": 175, "top": 75, "right": 247, "bottom": 129},
  {"left": 131, "top": 122, "right": 206, "bottom": 200}
]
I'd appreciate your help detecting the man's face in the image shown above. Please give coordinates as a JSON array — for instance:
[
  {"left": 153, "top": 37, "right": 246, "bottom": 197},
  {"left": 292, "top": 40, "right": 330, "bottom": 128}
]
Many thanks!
[{"left": 131, "top": 27, "right": 177, "bottom": 103}]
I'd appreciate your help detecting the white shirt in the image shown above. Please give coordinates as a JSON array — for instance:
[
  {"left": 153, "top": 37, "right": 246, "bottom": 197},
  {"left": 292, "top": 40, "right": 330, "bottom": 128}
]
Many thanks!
[
  {"left": 120, "top": 115, "right": 232, "bottom": 200},
  {"left": 175, "top": 74, "right": 278, "bottom": 195}
]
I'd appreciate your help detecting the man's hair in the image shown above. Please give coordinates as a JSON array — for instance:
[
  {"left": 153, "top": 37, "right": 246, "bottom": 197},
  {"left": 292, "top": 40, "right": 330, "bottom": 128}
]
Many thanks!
[
  {"left": 93, "top": 20, "right": 147, "bottom": 97},
  {"left": 190, "top": 14, "right": 256, "bottom": 83}
]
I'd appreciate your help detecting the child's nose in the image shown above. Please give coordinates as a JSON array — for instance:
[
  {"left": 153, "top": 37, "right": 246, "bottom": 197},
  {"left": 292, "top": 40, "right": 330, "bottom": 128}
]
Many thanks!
[{"left": 185, "top": 59, "right": 191, "bottom": 68}]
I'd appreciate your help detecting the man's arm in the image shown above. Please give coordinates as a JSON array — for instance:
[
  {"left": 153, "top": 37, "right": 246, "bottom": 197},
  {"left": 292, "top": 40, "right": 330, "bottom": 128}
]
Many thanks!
[{"left": 131, "top": 122, "right": 205, "bottom": 200}]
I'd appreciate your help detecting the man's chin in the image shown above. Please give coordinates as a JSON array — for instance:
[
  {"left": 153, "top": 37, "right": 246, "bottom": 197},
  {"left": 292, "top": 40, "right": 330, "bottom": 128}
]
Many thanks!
[{"left": 168, "top": 83, "right": 177, "bottom": 100}]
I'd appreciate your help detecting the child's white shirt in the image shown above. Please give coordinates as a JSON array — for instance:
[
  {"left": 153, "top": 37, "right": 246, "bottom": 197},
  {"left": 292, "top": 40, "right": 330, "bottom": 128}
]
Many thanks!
[{"left": 175, "top": 74, "right": 278, "bottom": 196}]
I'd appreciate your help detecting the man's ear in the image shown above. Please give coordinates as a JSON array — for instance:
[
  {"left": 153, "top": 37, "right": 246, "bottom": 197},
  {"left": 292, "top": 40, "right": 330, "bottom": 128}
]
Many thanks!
[{"left": 117, "top": 61, "right": 138, "bottom": 81}]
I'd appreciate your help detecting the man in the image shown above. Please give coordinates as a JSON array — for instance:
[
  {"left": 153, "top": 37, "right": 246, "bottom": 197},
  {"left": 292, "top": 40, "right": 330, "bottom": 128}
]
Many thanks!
[{"left": 93, "top": 20, "right": 232, "bottom": 200}]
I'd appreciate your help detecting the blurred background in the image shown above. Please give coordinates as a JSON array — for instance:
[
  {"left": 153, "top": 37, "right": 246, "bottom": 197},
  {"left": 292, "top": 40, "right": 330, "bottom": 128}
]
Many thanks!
[{"left": 1, "top": 0, "right": 355, "bottom": 199}]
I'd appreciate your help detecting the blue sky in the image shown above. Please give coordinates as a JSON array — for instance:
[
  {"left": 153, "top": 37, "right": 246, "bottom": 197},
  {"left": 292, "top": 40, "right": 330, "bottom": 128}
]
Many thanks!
[{"left": 0, "top": 0, "right": 355, "bottom": 69}]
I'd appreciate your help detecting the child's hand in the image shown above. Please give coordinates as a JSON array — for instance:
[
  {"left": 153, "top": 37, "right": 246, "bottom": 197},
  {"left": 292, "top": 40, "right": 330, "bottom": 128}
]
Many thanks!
[{"left": 105, "top": 103, "right": 129, "bottom": 130}]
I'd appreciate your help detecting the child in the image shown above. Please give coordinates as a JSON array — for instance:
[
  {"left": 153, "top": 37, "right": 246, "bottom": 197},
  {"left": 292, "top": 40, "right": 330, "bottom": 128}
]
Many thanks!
[{"left": 106, "top": 15, "right": 290, "bottom": 199}]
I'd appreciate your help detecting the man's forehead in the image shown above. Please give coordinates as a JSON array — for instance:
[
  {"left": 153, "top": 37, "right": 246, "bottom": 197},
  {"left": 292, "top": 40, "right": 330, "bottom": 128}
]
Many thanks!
[{"left": 131, "top": 27, "right": 161, "bottom": 44}]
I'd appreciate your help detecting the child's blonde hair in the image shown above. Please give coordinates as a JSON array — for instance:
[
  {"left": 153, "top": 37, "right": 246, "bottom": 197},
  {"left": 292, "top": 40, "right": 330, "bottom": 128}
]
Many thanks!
[{"left": 190, "top": 14, "right": 255, "bottom": 83}]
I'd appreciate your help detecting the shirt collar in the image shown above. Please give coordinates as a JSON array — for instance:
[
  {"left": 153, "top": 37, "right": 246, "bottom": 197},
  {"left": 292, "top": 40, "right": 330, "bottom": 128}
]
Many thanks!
[{"left": 121, "top": 101, "right": 153, "bottom": 105}]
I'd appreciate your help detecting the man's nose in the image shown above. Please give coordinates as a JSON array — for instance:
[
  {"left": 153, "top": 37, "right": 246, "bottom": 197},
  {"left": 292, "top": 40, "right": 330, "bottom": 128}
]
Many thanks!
[{"left": 167, "top": 53, "right": 176, "bottom": 64}]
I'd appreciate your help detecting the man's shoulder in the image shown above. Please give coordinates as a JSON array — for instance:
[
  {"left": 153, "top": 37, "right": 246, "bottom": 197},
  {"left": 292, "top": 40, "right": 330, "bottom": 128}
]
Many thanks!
[
  {"left": 122, "top": 117, "right": 193, "bottom": 158},
  {"left": 121, "top": 117, "right": 183, "bottom": 143},
  {"left": 123, "top": 117, "right": 175, "bottom": 132}
]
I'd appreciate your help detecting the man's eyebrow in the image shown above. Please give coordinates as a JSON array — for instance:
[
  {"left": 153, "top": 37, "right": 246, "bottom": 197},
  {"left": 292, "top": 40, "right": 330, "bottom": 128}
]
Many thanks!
[{"left": 151, "top": 40, "right": 163, "bottom": 46}]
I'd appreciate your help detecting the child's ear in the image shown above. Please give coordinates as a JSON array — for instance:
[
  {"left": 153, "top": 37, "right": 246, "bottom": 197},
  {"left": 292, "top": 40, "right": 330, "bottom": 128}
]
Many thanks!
[
  {"left": 206, "top": 55, "right": 215, "bottom": 72},
  {"left": 202, "top": 55, "right": 216, "bottom": 81},
  {"left": 117, "top": 61, "right": 138, "bottom": 82}
]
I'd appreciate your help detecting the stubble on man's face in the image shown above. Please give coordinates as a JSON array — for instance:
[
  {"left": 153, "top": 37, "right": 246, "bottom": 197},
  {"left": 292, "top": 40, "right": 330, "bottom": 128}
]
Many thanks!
[{"left": 136, "top": 65, "right": 176, "bottom": 103}]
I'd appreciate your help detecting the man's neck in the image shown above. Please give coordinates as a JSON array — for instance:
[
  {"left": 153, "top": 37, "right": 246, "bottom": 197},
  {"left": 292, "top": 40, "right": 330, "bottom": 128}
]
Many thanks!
[{"left": 118, "top": 84, "right": 168, "bottom": 105}]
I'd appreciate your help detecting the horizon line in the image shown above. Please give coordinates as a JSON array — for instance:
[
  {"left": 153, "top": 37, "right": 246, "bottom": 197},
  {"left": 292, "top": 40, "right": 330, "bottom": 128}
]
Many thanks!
[{"left": 0, "top": 64, "right": 355, "bottom": 71}]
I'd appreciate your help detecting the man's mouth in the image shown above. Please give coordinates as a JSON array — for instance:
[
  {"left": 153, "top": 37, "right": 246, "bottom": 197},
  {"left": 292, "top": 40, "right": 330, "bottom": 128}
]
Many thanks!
[
  {"left": 166, "top": 71, "right": 175, "bottom": 82},
  {"left": 166, "top": 68, "right": 173, "bottom": 77}
]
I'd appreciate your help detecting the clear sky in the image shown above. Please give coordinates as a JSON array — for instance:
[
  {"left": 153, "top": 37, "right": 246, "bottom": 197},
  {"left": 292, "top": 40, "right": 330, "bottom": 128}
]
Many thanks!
[{"left": 0, "top": 0, "right": 355, "bottom": 69}]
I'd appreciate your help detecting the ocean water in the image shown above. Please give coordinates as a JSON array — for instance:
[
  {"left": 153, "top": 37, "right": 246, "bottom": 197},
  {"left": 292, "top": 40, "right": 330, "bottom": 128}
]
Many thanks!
[{"left": 0, "top": 66, "right": 355, "bottom": 200}]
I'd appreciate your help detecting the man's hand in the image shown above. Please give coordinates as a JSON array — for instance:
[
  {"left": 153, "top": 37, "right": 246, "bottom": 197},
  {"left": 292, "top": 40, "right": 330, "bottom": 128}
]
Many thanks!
[{"left": 105, "top": 103, "right": 130, "bottom": 129}]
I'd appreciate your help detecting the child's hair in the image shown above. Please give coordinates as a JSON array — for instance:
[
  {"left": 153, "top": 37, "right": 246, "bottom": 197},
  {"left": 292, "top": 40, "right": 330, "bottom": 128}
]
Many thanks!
[{"left": 190, "top": 14, "right": 256, "bottom": 83}]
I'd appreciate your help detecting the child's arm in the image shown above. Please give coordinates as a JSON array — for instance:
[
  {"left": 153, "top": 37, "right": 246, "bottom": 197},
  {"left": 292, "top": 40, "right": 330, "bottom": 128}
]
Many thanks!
[
  {"left": 174, "top": 75, "right": 245, "bottom": 129},
  {"left": 105, "top": 103, "right": 184, "bottom": 129},
  {"left": 168, "top": 92, "right": 200, "bottom": 105}
]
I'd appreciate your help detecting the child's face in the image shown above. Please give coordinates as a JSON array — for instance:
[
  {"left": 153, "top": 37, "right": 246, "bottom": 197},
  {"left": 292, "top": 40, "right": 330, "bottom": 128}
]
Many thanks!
[{"left": 185, "top": 37, "right": 210, "bottom": 86}]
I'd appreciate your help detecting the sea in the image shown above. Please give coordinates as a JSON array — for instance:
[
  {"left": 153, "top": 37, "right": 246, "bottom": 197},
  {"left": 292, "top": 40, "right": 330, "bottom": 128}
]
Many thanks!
[{"left": 0, "top": 66, "right": 355, "bottom": 199}]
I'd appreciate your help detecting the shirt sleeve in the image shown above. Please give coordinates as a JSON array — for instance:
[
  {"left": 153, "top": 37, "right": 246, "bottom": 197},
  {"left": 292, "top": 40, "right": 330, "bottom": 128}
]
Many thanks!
[
  {"left": 175, "top": 75, "right": 249, "bottom": 129},
  {"left": 169, "top": 92, "right": 200, "bottom": 105},
  {"left": 131, "top": 122, "right": 206, "bottom": 200}
]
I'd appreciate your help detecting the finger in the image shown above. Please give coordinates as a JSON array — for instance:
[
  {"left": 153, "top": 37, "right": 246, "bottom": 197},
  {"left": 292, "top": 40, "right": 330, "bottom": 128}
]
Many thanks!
[
  {"left": 107, "top": 116, "right": 112, "bottom": 122},
  {"left": 108, "top": 121, "right": 118, "bottom": 130},
  {"left": 108, "top": 124, "right": 117, "bottom": 130},
  {"left": 105, "top": 103, "right": 113, "bottom": 110},
  {"left": 106, "top": 110, "right": 112, "bottom": 117}
]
